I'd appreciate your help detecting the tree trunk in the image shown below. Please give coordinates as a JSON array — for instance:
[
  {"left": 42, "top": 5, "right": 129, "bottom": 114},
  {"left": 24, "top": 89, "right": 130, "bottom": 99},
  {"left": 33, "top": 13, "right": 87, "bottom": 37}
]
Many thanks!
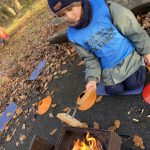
[
  {"left": 0, "top": 2, "right": 17, "bottom": 16},
  {"left": 11, "top": 0, "right": 22, "bottom": 11}
]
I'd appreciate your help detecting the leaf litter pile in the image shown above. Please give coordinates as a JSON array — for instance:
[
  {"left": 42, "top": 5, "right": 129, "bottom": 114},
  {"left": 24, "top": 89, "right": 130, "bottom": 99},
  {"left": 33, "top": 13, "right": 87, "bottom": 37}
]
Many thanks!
[
  {"left": 137, "top": 12, "right": 150, "bottom": 31},
  {"left": 0, "top": 4, "right": 75, "bottom": 148},
  {"left": 0, "top": 3, "right": 149, "bottom": 149}
]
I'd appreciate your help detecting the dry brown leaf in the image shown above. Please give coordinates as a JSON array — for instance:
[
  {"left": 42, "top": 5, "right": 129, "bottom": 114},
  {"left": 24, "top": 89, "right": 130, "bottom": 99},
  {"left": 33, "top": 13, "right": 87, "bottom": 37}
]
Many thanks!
[
  {"left": 19, "top": 135, "right": 27, "bottom": 142},
  {"left": 12, "top": 129, "right": 16, "bottom": 136},
  {"left": 51, "top": 104, "right": 57, "bottom": 108},
  {"left": 22, "top": 124, "right": 26, "bottom": 130},
  {"left": 29, "top": 108, "right": 32, "bottom": 113},
  {"left": 4, "top": 125, "right": 9, "bottom": 132},
  {"left": 13, "top": 114, "right": 17, "bottom": 119},
  {"left": 93, "top": 122, "right": 100, "bottom": 129},
  {"left": 133, "top": 135, "right": 145, "bottom": 149},
  {"left": 16, "top": 142, "right": 19, "bottom": 147},
  {"left": 78, "top": 61, "right": 84, "bottom": 66},
  {"left": 16, "top": 121, "right": 20, "bottom": 126},
  {"left": 32, "top": 103, "right": 37, "bottom": 108},
  {"left": 114, "top": 120, "right": 121, "bottom": 129},
  {"left": 62, "top": 107, "right": 70, "bottom": 112},
  {"left": 50, "top": 129, "right": 58, "bottom": 136},
  {"left": 6, "top": 135, "right": 13, "bottom": 142},
  {"left": 70, "top": 47, "right": 76, "bottom": 53},
  {"left": 49, "top": 112, "right": 54, "bottom": 118},
  {"left": 50, "top": 90, "right": 55, "bottom": 95},
  {"left": 82, "top": 122, "right": 88, "bottom": 128},
  {"left": 20, "top": 95, "right": 26, "bottom": 101},
  {"left": 67, "top": 49, "right": 71, "bottom": 55},
  {"left": 54, "top": 76, "right": 58, "bottom": 79},
  {"left": 61, "top": 70, "right": 68, "bottom": 74},
  {"left": 24, "top": 110, "right": 28, "bottom": 114},
  {"left": 16, "top": 107, "right": 23, "bottom": 116},
  {"left": 15, "top": 118, "right": 19, "bottom": 124},
  {"left": 7, "top": 112, "right": 12, "bottom": 117},
  {"left": 96, "top": 96, "right": 103, "bottom": 103}
]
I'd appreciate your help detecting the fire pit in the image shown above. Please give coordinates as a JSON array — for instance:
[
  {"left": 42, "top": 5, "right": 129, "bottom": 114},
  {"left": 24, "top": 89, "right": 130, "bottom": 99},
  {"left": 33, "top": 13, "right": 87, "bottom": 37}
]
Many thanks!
[
  {"left": 54, "top": 126, "right": 122, "bottom": 150},
  {"left": 29, "top": 126, "right": 122, "bottom": 150}
]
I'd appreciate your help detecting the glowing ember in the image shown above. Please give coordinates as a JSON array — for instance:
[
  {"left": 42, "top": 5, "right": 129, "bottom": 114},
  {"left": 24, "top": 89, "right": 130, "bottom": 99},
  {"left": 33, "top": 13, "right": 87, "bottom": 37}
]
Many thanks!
[{"left": 72, "top": 132, "right": 103, "bottom": 150}]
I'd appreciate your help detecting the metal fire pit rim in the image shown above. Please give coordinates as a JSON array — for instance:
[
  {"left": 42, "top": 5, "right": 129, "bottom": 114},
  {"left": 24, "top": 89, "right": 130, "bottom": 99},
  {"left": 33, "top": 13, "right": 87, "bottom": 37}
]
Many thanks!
[{"left": 54, "top": 125, "right": 122, "bottom": 150}]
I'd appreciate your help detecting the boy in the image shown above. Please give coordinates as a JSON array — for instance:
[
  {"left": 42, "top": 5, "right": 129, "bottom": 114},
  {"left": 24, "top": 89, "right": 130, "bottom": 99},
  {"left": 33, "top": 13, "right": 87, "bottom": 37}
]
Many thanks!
[{"left": 48, "top": 0, "right": 150, "bottom": 95}]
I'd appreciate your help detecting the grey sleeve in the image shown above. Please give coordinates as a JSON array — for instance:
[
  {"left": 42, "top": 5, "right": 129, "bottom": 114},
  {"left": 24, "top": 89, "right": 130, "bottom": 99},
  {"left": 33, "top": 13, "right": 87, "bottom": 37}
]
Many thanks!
[
  {"left": 75, "top": 45, "right": 101, "bottom": 83},
  {"left": 109, "top": 1, "right": 150, "bottom": 56}
]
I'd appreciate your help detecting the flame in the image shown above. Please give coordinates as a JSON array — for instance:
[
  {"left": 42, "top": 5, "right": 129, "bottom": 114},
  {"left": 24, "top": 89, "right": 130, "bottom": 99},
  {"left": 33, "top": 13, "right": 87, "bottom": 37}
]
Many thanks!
[{"left": 72, "top": 132, "right": 101, "bottom": 150}]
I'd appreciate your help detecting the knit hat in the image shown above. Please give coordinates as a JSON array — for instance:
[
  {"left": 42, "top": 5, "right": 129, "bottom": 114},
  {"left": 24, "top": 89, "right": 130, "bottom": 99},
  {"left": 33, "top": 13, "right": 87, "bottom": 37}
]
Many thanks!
[{"left": 48, "top": 0, "right": 82, "bottom": 14}]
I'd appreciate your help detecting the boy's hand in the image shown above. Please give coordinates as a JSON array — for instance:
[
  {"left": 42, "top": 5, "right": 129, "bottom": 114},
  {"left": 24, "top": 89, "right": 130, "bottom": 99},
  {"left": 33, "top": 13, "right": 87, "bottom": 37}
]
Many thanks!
[
  {"left": 143, "top": 54, "right": 150, "bottom": 66},
  {"left": 86, "top": 80, "right": 97, "bottom": 91}
]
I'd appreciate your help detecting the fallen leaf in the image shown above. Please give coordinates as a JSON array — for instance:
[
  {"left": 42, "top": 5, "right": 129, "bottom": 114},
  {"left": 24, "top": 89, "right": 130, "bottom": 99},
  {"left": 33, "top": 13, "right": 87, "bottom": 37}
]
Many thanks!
[
  {"left": 29, "top": 108, "right": 32, "bottom": 113},
  {"left": 51, "top": 104, "right": 57, "bottom": 108},
  {"left": 16, "top": 121, "right": 20, "bottom": 126},
  {"left": 50, "top": 129, "right": 58, "bottom": 136},
  {"left": 22, "top": 124, "right": 25, "bottom": 130},
  {"left": 82, "top": 122, "right": 88, "bottom": 128},
  {"left": 50, "top": 90, "right": 55, "bottom": 95},
  {"left": 13, "top": 114, "right": 17, "bottom": 119},
  {"left": 16, "top": 107, "right": 23, "bottom": 116},
  {"left": 19, "top": 135, "right": 27, "bottom": 142},
  {"left": 114, "top": 120, "right": 121, "bottom": 129},
  {"left": 70, "top": 47, "right": 76, "bottom": 53},
  {"left": 96, "top": 96, "right": 103, "bottom": 103},
  {"left": 6, "top": 135, "right": 13, "bottom": 142},
  {"left": 12, "top": 129, "right": 16, "bottom": 136},
  {"left": 32, "top": 103, "right": 37, "bottom": 107},
  {"left": 7, "top": 112, "right": 12, "bottom": 117},
  {"left": 133, "top": 135, "right": 145, "bottom": 149},
  {"left": 16, "top": 142, "right": 19, "bottom": 147},
  {"left": 62, "top": 107, "right": 70, "bottom": 112},
  {"left": 4, "top": 125, "right": 9, "bottom": 132},
  {"left": 15, "top": 119, "right": 19, "bottom": 124},
  {"left": 24, "top": 110, "right": 28, "bottom": 114},
  {"left": 54, "top": 76, "right": 58, "bottom": 79},
  {"left": 49, "top": 112, "right": 54, "bottom": 118},
  {"left": 20, "top": 95, "right": 26, "bottom": 101},
  {"left": 93, "top": 122, "right": 100, "bottom": 129},
  {"left": 78, "top": 61, "right": 84, "bottom": 66},
  {"left": 61, "top": 70, "right": 68, "bottom": 74}
]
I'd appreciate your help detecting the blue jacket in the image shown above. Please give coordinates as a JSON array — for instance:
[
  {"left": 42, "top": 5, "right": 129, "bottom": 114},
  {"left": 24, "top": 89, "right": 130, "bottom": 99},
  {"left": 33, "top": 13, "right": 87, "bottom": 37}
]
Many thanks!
[{"left": 67, "top": 0, "right": 134, "bottom": 69}]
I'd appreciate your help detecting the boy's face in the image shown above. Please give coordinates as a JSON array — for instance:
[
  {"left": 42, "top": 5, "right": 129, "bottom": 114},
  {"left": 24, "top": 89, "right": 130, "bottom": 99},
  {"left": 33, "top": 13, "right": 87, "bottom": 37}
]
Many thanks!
[{"left": 57, "top": 4, "right": 82, "bottom": 26}]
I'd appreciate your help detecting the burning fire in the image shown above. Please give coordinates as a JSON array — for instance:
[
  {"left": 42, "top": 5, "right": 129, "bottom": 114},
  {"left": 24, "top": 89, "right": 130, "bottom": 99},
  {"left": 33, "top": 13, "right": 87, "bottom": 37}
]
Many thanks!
[{"left": 72, "top": 132, "right": 102, "bottom": 150}]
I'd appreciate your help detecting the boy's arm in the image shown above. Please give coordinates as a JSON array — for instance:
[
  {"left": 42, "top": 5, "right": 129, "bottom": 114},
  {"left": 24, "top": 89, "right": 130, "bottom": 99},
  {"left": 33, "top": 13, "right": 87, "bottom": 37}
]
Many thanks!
[
  {"left": 109, "top": 1, "right": 150, "bottom": 56},
  {"left": 75, "top": 45, "right": 101, "bottom": 83}
]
